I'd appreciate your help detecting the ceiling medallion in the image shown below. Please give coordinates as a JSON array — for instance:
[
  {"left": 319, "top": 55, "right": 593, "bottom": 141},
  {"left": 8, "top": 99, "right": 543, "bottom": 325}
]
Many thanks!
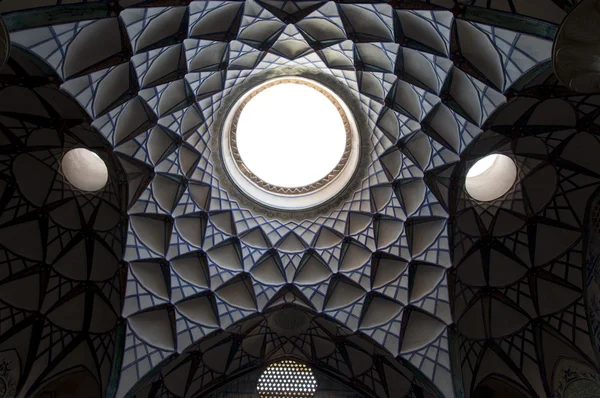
[{"left": 221, "top": 76, "right": 361, "bottom": 211}]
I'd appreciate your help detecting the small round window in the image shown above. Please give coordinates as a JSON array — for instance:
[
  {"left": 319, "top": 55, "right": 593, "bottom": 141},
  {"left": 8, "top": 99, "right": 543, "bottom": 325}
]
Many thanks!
[
  {"left": 62, "top": 148, "right": 108, "bottom": 192},
  {"left": 465, "top": 154, "right": 517, "bottom": 201}
]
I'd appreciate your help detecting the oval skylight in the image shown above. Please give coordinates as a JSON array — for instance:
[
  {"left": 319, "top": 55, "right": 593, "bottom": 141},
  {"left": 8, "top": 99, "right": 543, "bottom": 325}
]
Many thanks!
[
  {"left": 465, "top": 154, "right": 517, "bottom": 201},
  {"left": 235, "top": 82, "right": 347, "bottom": 188},
  {"left": 62, "top": 148, "right": 108, "bottom": 192}
]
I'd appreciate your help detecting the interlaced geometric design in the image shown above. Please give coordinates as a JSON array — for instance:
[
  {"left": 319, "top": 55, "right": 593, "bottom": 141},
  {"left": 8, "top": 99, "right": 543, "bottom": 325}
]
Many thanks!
[
  {"left": 450, "top": 71, "right": 600, "bottom": 397},
  {"left": 0, "top": 1, "right": 594, "bottom": 398}
]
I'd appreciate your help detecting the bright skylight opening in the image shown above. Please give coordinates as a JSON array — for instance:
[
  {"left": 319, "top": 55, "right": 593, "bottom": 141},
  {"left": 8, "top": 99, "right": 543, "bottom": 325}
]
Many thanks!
[
  {"left": 465, "top": 154, "right": 517, "bottom": 202},
  {"left": 62, "top": 148, "right": 108, "bottom": 192},
  {"left": 466, "top": 154, "right": 498, "bottom": 177},
  {"left": 236, "top": 83, "right": 346, "bottom": 188}
]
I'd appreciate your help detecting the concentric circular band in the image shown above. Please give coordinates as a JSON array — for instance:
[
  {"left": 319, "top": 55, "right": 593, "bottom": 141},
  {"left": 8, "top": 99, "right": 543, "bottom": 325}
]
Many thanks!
[
  {"left": 220, "top": 75, "right": 362, "bottom": 212},
  {"left": 229, "top": 77, "right": 352, "bottom": 195}
]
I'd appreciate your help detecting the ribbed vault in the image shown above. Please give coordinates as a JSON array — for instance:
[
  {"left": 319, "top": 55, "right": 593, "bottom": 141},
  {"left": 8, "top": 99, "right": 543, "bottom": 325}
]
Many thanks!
[
  {"left": 127, "top": 305, "right": 443, "bottom": 398},
  {"left": 449, "top": 68, "right": 600, "bottom": 397},
  {"left": 0, "top": 1, "right": 597, "bottom": 398},
  {"left": 0, "top": 46, "right": 127, "bottom": 397}
]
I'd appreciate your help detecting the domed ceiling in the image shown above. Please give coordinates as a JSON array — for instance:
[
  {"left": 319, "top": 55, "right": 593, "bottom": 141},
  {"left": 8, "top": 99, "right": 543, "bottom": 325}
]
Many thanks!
[{"left": 0, "top": 1, "right": 598, "bottom": 398}]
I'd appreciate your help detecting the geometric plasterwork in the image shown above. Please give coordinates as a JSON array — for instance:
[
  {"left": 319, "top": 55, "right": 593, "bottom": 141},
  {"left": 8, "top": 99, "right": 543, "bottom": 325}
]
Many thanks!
[
  {"left": 0, "top": 1, "right": 595, "bottom": 398},
  {"left": 450, "top": 70, "right": 600, "bottom": 397},
  {"left": 0, "top": 47, "right": 127, "bottom": 398}
]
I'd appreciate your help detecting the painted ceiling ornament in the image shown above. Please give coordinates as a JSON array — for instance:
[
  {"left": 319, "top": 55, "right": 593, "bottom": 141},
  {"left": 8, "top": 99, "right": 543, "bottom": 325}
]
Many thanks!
[
  {"left": 553, "top": 0, "right": 600, "bottom": 93},
  {"left": 0, "top": 16, "right": 9, "bottom": 71}
]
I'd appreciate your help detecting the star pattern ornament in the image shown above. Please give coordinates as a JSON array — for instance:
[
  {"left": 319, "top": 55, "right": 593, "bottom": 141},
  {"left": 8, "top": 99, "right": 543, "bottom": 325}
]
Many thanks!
[
  {"left": 0, "top": 47, "right": 128, "bottom": 398},
  {"left": 0, "top": 0, "right": 597, "bottom": 398},
  {"left": 450, "top": 72, "right": 600, "bottom": 397}
]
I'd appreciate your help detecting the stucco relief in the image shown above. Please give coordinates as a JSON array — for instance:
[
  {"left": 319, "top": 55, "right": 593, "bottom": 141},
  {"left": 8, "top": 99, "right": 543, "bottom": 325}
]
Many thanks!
[
  {"left": 553, "top": 358, "right": 600, "bottom": 398},
  {"left": 0, "top": 17, "right": 9, "bottom": 71}
]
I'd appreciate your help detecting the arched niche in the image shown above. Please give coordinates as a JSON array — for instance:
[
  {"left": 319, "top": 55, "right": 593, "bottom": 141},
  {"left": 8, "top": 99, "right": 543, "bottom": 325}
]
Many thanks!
[
  {"left": 0, "top": 47, "right": 128, "bottom": 398},
  {"left": 124, "top": 305, "right": 444, "bottom": 398}
]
